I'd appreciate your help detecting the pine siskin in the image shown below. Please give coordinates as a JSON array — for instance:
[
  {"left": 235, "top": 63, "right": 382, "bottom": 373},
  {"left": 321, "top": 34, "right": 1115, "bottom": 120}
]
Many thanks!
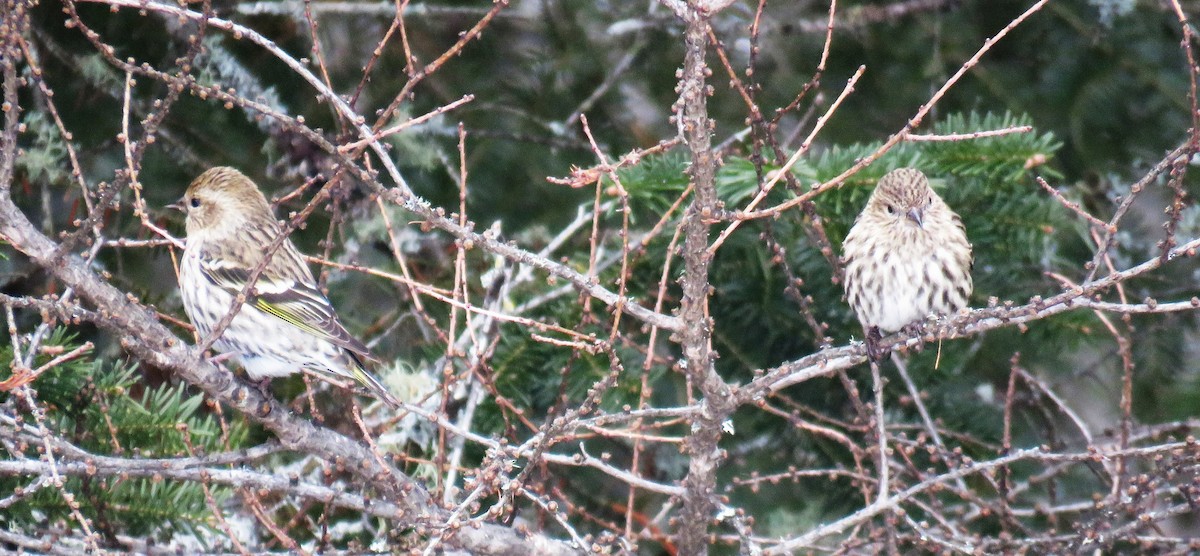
[
  {"left": 841, "top": 168, "right": 973, "bottom": 361},
  {"left": 172, "top": 167, "right": 399, "bottom": 408}
]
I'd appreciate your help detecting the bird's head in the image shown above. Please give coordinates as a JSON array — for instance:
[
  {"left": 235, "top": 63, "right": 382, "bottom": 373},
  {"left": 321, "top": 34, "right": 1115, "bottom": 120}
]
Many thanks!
[
  {"left": 866, "top": 167, "right": 938, "bottom": 230},
  {"left": 171, "top": 167, "right": 274, "bottom": 239}
]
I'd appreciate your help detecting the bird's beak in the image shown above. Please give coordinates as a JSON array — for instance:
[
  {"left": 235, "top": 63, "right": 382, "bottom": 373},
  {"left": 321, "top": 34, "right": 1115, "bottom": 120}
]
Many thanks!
[
  {"left": 167, "top": 198, "right": 186, "bottom": 212},
  {"left": 906, "top": 207, "right": 924, "bottom": 228}
]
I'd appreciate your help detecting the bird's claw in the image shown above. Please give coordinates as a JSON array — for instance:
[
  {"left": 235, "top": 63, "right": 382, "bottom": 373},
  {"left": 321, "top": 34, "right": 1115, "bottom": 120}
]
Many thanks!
[
  {"left": 900, "top": 319, "right": 927, "bottom": 338},
  {"left": 254, "top": 377, "right": 274, "bottom": 400},
  {"left": 865, "top": 326, "right": 888, "bottom": 362},
  {"left": 206, "top": 352, "right": 237, "bottom": 366}
]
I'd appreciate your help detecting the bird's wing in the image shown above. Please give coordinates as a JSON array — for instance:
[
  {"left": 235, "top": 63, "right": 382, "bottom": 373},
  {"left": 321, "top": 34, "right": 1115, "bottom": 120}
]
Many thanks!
[
  {"left": 196, "top": 247, "right": 374, "bottom": 359},
  {"left": 951, "top": 212, "right": 975, "bottom": 271}
]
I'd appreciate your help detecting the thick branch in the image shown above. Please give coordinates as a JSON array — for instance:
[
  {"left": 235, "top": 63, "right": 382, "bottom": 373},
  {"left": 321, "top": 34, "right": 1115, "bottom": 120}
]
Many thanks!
[
  {"left": 674, "top": 3, "right": 736, "bottom": 554},
  {"left": 0, "top": 0, "right": 21, "bottom": 195}
]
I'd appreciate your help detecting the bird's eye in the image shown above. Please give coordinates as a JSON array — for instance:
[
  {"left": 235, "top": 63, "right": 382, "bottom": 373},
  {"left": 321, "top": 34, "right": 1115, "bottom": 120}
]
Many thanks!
[
  {"left": 885, "top": 205, "right": 896, "bottom": 214},
  {"left": 189, "top": 197, "right": 201, "bottom": 208}
]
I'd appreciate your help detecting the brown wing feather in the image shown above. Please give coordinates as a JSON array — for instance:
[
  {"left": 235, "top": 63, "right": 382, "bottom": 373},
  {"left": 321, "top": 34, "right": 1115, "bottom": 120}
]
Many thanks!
[{"left": 198, "top": 234, "right": 374, "bottom": 359}]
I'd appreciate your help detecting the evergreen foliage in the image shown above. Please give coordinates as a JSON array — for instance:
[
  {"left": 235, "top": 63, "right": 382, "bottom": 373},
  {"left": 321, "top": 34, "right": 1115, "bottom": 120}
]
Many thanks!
[{"left": 1, "top": 329, "right": 246, "bottom": 540}]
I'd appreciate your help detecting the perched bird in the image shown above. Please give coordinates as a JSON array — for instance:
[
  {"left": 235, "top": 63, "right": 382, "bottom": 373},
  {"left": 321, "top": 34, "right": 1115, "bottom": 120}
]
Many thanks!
[
  {"left": 172, "top": 167, "right": 399, "bottom": 408},
  {"left": 841, "top": 168, "right": 973, "bottom": 361}
]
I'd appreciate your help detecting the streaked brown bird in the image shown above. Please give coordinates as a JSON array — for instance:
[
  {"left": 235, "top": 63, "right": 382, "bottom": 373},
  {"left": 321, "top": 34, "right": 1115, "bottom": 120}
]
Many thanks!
[
  {"left": 172, "top": 167, "right": 399, "bottom": 408},
  {"left": 841, "top": 168, "right": 974, "bottom": 361}
]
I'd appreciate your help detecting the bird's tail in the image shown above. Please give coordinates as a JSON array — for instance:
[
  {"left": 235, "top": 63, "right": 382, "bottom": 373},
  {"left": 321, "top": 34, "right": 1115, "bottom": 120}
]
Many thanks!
[{"left": 345, "top": 351, "right": 401, "bottom": 409}]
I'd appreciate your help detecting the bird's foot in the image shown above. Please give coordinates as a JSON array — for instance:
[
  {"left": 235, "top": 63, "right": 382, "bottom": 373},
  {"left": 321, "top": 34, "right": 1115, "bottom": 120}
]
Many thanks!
[
  {"left": 206, "top": 352, "right": 237, "bottom": 367},
  {"left": 254, "top": 377, "right": 274, "bottom": 400},
  {"left": 900, "top": 319, "right": 928, "bottom": 338},
  {"left": 865, "top": 326, "right": 888, "bottom": 362}
]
